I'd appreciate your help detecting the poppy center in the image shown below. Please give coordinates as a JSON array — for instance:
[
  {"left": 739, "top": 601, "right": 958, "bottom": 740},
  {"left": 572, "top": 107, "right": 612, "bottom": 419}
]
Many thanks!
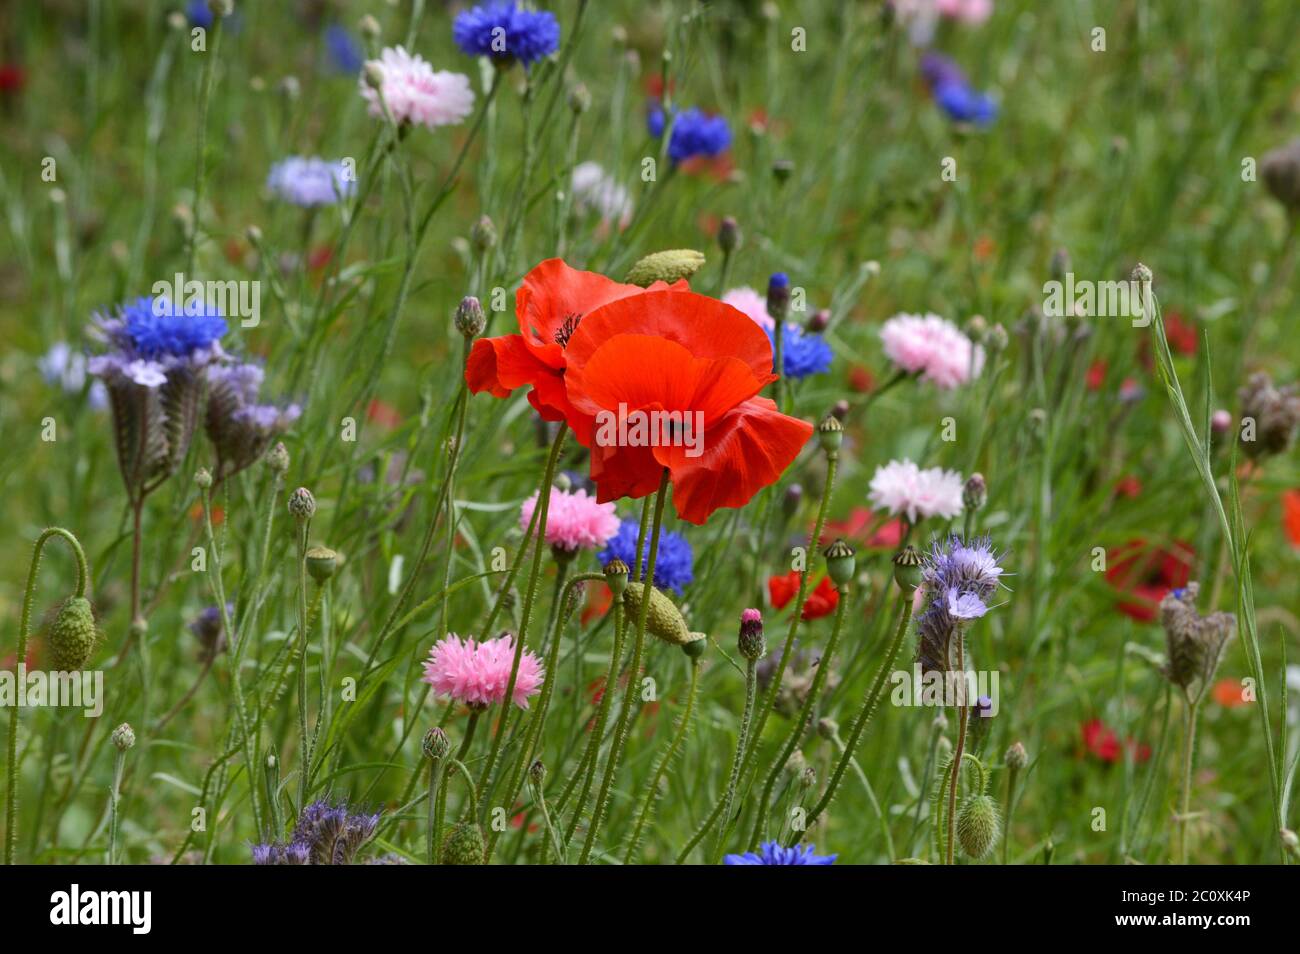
[{"left": 553, "top": 313, "right": 582, "bottom": 348}]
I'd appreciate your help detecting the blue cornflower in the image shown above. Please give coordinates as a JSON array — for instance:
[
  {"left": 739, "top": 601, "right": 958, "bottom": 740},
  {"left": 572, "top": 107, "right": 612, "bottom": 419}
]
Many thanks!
[
  {"left": 667, "top": 107, "right": 731, "bottom": 164},
  {"left": 187, "top": 0, "right": 213, "bottom": 30},
  {"left": 767, "top": 322, "right": 833, "bottom": 379},
  {"left": 324, "top": 24, "right": 364, "bottom": 74},
  {"left": 646, "top": 101, "right": 667, "bottom": 138},
  {"left": 118, "top": 296, "right": 228, "bottom": 360},
  {"left": 724, "top": 841, "right": 837, "bottom": 865},
  {"left": 266, "top": 156, "right": 356, "bottom": 207},
  {"left": 452, "top": 2, "right": 560, "bottom": 67},
  {"left": 933, "top": 83, "right": 997, "bottom": 126},
  {"left": 599, "top": 519, "right": 694, "bottom": 595}
]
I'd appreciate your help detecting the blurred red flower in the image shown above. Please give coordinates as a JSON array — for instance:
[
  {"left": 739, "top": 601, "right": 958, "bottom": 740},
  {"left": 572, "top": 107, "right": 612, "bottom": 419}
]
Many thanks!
[
  {"left": 848, "top": 364, "right": 875, "bottom": 393},
  {"left": 1283, "top": 489, "right": 1300, "bottom": 549},
  {"left": 768, "top": 571, "right": 839, "bottom": 620},
  {"left": 1212, "top": 678, "right": 1250, "bottom": 708},
  {"left": 1113, "top": 475, "right": 1142, "bottom": 499},
  {"left": 1081, "top": 718, "right": 1151, "bottom": 764},
  {"left": 822, "top": 507, "right": 905, "bottom": 549},
  {"left": 1105, "top": 538, "right": 1193, "bottom": 622},
  {"left": 1086, "top": 360, "right": 1107, "bottom": 391}
]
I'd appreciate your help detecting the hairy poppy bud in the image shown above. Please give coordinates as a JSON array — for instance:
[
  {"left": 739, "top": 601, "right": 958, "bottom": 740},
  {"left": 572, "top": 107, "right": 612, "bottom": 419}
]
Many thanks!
[
  {"left": 957, "top": 794, "right": 1000, "bottom": 858},
  {"left": 46, "top": 596, "right": 98, "bottom": 671},
  {"left": 624, "top": 248, "right": 706, "bottom": 287},
  {"left": 441, "top": 821, "right": 485, "bottom": 865},
  {"left": 621, "top": 581, "right": 703, "bottom": 648}
]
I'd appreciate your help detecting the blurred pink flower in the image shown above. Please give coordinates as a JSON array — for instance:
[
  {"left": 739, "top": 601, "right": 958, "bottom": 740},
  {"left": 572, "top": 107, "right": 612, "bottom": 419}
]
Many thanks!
[
  {"left": 422, "top": 634, "right": 543, "bottom": 709},
  {"left": 359, "top": 46, "right": 474, "bottom": 129},
  {"left": 880, "top": 312, "right": 984, "bottom": 390},
  {"left": 936, "top": 0, "right": 993, "bottom": 23},
  {"left": 722, "top": 286, "right": 774, "bottom": 330},
  {"left": 520, "top": 487, "right": 620, "bottom": 553},
  {"left": 868, "top": 459, "right": 964, "bottom": 523}
]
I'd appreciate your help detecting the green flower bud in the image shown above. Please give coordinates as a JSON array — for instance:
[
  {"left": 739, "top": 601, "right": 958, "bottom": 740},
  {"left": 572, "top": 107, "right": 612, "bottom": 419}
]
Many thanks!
[
  {"left": 528, "top": 760, "right": 546, "bottom": 787},
  {"left": 46, "top": 596, "right": 99, "bottom": 671},
  {"left": 956, "top": 794, "right": 1000, "bottom": 859},
  {"left": 422, "top": 727, "right": 450, "bottom": 761},
  {"left": 266, "top": 441, "right": 290, "bottom": 474},
  {"left": 194, "top": 468, "right": 213, "bottom": 490},
  {"left": 455, "top": 296, "right": 486, "bottom": 339},
  {"left": 621, "top": 581, "right": 702, "bottom": 648},
  {"left": 441, "top": 821, "right": 485, "bottom": 865},
  {"left": 624, "top": 249, "right": 706, "bottom": 287},
  {"left": 470, "top": 215, "right": 497, "bottom": 251},
  {"left": 288, "top": 487, "right": 316, "bottom": 520},
  {"left": 1005, "top": 740, "right": 1028, "bottom": 772},
  {"left": 718, "top": 217, "right": 741, "bottom": 254},
  {"left": 111, "top": 723, "right": 136, "bottom": 752}
]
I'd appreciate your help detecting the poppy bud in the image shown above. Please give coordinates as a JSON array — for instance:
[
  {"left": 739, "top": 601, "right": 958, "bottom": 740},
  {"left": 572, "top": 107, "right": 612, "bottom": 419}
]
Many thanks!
[
  {"left": 529, "top": 760, "right": 546, "bottom": 787},
  {"left": 603, "top": 558, "right": 630, "bottom": 597},
  {"left": 823, "top": 538, "right": 856, "bottom": 588},
  {"left": 46, "top": 596, "right": 99, "bottom": 671},
  {"left": 305, "top": 546, "right": 339, "bottom": 583},
  {"left": 718, "top": 216, "right": 741, "bottom": 253},
  {"left": 956, "top": 794, "right": 1000, "bottom": 858},
  {"left": 624, "top": 248, "right": 706, "bottom": 287},
  {"left": 893, "top": 545, "right": 923, "bottom": 593},
  {"left": 441, "top": 821, "right": 486, "bottom": 865},
  {"left": 621, "top": 581, "right": 697, "bottom": 647},
  {"left": 738, "top": 608, "right": 765, "bottom": 661}
]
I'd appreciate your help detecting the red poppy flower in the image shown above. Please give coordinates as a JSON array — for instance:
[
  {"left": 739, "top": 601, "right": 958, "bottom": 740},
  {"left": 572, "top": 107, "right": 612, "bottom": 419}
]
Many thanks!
[
  {"left": 1105, "top": 538, "right": 1192, "bottom": 622},
  {"left": 848, "top": 364, "right": 875, "bottom": 393},
  {"left": 580, "top": 582, "right": 613, "bottom": 626},
  {"left": 1081, "top": 719, "right": 1151, "bottom": 764},
  {"left": 1212, "top": 678, "right": 1250, "bottom": 708},
  {"left": 1085, "top": 360, "right": 1107, "bottom": 392},
  {"left": 767, "top": 571, "right": 840, "bottom": 620},
  {"left": 562, "top": 290, "right": 813, "bottom": 524},
  {"left": 367, "top": 398, "right": 401, "bottom": 430},
  {"left": 1283, "top": 489, "right": 1300, "bottom": 549},
  {"left": 1113, "top": 475, "right": 1142, "bottom": 499},
  {"left": 822, "top": 507, "right": 905, "bottom": 550},
  {"left": 0, "top": 64, "right": 25, "bottom": 95},
  {"left": 466, "top": 259, "right": 685, "bottom": 423}
]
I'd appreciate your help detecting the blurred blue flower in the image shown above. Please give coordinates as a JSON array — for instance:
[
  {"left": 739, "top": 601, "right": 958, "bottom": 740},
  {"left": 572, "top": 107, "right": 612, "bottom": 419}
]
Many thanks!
[
  {"left": 266, "top": 156, "right": 356, "bottom": 207},
  {"left": 599, "top": 518, "right": 694, "bottom": 594},
  {"left": 453, "top": 2, "right": 560, "bottom": 67},
  {"left": 187, "top": 0, "right": 213, "bottom": 30},
  {"left": 724, "top": 841, "right": 837, "bottom": 865},
  {"left": 667, "top": 107, "right": 731, "bottom": 163},
  {"left": 115, "top": 296, "right": 227, "bottom": 360},
  {"left": 767, "top": 322, "right": 833, "bottom": 379},
  {"left": 920, "top": 52, "right": 997, "bottom": 127},
  {"left": 324, "top": 24, "right": 364, "bottom": 74}
]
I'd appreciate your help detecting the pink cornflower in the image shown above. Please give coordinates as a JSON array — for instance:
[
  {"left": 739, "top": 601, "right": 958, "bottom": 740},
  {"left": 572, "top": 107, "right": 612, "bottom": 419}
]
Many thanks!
[
  {"left": 422, "top": 634, "right": 543, "bottom": 709},
  {"left": 867, "top": 459, "right": 964, "bottom": 523},
  {"left": 520, "top": 487, "right": 620, "bottom": 553},
  {"left": 722, "top": 286, "right": 774, "bottom": 330},
  {"left": 359, "top": 46, "right": 474, "bottom": 129},
  {"left": 880, "top": 313, "right": 984, "bottom": 390}
]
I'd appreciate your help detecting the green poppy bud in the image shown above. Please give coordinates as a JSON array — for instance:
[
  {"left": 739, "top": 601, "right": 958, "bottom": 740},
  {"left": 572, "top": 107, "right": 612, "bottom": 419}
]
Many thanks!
[{"left": 624, "top": 249, "right": 706, "bottom": 287}]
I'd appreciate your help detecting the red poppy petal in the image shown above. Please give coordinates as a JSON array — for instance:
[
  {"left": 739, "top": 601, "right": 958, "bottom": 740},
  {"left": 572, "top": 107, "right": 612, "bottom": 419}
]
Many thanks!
[
  {"left": 467, "top": 333, "right": 572, "bottom": 419},
  {"left": 516, "top": 259, "right": 656, "bottom": 370},
  {"left": 663, "top": 397, "right": 813, "bottom": 525},
  {"left": 589, "top": 442, "right": 665, "bottom": 504},
  {"left": 565, "top": 290, "right": 776, "bottom": 384}
]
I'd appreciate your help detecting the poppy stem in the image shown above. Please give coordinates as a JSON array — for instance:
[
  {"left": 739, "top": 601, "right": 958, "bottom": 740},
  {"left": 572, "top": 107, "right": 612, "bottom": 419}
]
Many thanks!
[
  {"left": 704, "top": 655, "right": 757, "bottom": 863},
  {"left": 579, "top": 469, "right": 670, "bottom": 863}
]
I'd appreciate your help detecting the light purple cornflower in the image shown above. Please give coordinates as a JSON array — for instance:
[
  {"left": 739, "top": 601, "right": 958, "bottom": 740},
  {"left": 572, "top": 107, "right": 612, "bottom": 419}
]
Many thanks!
[{"left": 266, "top": 156, "right": 356, "bottom": 207}]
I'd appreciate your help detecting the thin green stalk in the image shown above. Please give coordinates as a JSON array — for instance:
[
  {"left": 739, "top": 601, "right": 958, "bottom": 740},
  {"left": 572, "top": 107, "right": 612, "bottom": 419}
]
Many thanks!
[
  {"left": 624, "top": 656, "right": 701, "bottom": 863},
  {"left": 6, "top": 528, "right": 88, "bottom": 865},
  {"left": 1176, "top": 694, "right": 1200, "bottom": 864},
  {"left": 107, "top": 746, "right": 127, "bottom": 864},
  {"left": 946, "top": 631, "right": 969, "bottom": 865},
  {"left": 187, "top": 12, "right": 222, "bottom": 276},
  {"left": 707, "top": 657, "right": 757, "bottom": 863},
  {"left": 799, "top": 589, "right": 914, "bottom": 839},
  {"left": 476, "top": 427, "right": 567, "bottom": 805},
  {"left": 748, "top": 584, "right": 851, "bottom": 849},
  {"left": 579, "top": 469, "right": 670, "bottom": 863},
  {"left": 427, "top": 757, "right": 445, "bottom": 864},
  {"left": 294, "top": 516, "right": 311, "bottom": 809}
]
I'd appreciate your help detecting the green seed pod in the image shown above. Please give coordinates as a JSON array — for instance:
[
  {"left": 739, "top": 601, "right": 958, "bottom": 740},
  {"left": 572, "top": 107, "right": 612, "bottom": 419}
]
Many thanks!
[
  {"left": 46, "top": 596, "right": 99, "bottom": 671},
  {"left": 621, "top": 581, "right": 696, "bottom": 647},
  {"left": 442, "top": 821, "right": 486, "bottom": 865},
  {"left": 603, "top": 558, "right": 630, "bottom": 597},
  {"left": 817, "top": 414, "right": 843, "bottom": 457},
  {"left": 822, "top": 538, "right": 856, "bottom": 588},
  {"left": 305, "top": 546, "right": 339, "bottom": 583},
  {"left": 681, "top": 634, "right": 707, "bottom": 658},
  {"left": 893, "top": 545, "right": 923, "bottom": 593},
  {"left": 624, "top": 249, "right": 706, "bottom": 287},
  {"left": 956, "top": 794, "right": 1001, "bottom": 859}
]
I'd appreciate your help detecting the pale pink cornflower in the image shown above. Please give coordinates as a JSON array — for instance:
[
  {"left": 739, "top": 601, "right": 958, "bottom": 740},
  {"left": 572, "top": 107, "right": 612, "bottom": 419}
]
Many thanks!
[
  {"left": 880, "top": 313, "right": 984, "bottom": 390},
  {"left": 422, "top": 634, "right": 543, "bottom": 710},
  {"left": 520, "top": 487, "right": 620, "bottom": 553},
  {"left": 868, "top": 459, "right": 965, "bottom": 524},
  {"left": 359, "top": 46, "right": 474, "bottom": 129},
  {"left": 936, "top": 0, "right": 993, "bottom": 24},
  {"left": 722, "top": 286, "right": 774, "bottom": 330}
]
